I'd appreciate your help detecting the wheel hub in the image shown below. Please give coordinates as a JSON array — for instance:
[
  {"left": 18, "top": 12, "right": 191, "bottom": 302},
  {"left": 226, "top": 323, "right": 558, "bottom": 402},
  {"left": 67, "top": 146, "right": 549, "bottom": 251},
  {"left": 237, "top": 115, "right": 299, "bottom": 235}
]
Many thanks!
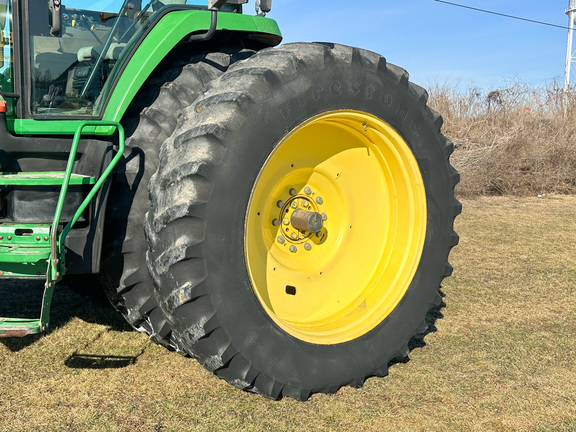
[{"left": 274, "top": 189, "right": 326, "bottom": 250}]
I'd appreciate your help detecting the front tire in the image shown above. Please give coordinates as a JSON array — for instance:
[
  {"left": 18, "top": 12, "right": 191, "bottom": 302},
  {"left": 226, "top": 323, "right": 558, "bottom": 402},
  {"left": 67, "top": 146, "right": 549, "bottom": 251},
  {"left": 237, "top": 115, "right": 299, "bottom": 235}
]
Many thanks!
[{"left": 146, "top": 43, "right": 460, "bottom": 400}]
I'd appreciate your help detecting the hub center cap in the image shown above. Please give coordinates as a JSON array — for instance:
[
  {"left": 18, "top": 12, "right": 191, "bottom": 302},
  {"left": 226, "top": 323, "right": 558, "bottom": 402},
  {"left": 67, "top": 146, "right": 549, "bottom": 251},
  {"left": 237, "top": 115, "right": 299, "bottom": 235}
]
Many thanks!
[
  {"left": 291, "top": 209, "right": 323, "bottom": 233},
  {"left": 275, "top": 191, "right": 327, "bottom": 245}
]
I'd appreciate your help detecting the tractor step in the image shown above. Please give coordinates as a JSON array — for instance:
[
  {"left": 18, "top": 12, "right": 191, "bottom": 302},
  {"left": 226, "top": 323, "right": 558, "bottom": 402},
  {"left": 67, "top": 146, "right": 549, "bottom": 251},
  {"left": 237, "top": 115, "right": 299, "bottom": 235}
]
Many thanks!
[
  {"left": 0, "top": 318, "right": 44, "bottom": 337},
  {"left": 0, "top": 223, "right": 53, "bottom": 336},
  {"left": 0, "top": 224, "right": 51, "bottom": 278},
  {"left": 0, "top": 171, "right": 96, "bottom": 186}
]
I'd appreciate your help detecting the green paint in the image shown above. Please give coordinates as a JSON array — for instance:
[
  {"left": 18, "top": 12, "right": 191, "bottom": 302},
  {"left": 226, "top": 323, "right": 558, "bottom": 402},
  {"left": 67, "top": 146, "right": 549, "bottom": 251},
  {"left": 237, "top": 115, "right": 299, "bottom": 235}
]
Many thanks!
[
  {"left": 12, "top": 10, "right": 281, "bottom": 136},
  {"left": 0, "top": 319, "right": 44, "bottom": 336},
  {"left": 0, "top": 172, "right": 96, "bottom": 185},
  {"left": 0, "top": 224, "right": 51, "bottom": 247}
]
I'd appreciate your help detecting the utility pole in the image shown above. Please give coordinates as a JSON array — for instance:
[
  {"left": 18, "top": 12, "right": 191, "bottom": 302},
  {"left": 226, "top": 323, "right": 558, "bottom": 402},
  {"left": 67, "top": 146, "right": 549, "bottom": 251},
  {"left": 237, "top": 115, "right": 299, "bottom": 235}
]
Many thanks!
[{"left": 564, "top": 0, "right": 576, "bottom": 92}]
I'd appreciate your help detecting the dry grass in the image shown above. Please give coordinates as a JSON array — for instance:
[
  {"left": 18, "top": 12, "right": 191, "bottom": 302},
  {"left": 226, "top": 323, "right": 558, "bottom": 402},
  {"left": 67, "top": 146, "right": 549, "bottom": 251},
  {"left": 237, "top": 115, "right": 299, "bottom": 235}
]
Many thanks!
[
  {"left": 1, "top": 195, "right": 576, "bottom": 431},
  {"left": 428, "top": 81, "right": 576, "bottom": 197}
]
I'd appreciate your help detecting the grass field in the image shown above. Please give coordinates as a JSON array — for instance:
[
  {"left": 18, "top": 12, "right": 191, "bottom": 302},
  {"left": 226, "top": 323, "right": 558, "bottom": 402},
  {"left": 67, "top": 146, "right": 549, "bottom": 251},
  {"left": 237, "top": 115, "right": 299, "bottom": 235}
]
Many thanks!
[{"left": 1, "top": 195, "right": 575, "bottom": 432}]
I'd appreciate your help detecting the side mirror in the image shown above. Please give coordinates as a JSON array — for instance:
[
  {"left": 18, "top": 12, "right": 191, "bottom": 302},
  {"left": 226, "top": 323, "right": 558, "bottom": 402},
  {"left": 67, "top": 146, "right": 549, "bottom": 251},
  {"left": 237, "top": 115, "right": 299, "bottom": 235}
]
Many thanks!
[
  {"left": 49, "top": 0, "right": 61, "bottom": 36},
  {"left": 256, "top": 0, "right": 271, "bottom": 13},
  {"left": 207, "top": 0, "right": 227, "bottom": 11}
]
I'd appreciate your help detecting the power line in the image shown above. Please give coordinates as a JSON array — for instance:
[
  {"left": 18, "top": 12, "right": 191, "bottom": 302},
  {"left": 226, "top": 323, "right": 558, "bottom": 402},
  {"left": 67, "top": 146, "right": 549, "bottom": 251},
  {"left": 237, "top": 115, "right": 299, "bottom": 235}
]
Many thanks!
[{"left": 433, "top": 0, "right": 571, "bottom": 31}]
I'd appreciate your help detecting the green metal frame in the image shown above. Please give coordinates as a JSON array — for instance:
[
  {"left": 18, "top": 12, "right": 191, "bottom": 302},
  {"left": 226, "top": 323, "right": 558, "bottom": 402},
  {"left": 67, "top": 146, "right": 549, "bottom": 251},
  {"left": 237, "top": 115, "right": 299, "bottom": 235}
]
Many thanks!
[
  {"left": 0, "top": 172, "right": 96, "bottom": 185},
  {"left": 0, "top": 121, "right": 125, "bottom": 336}
]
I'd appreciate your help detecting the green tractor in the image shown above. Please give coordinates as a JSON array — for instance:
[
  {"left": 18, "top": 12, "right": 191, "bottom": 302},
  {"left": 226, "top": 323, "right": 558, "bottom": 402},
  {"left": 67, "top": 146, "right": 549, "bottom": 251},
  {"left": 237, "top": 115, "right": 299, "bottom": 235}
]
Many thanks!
[{"left": 0, "top": 0, "right": 460, "bottom": 400}]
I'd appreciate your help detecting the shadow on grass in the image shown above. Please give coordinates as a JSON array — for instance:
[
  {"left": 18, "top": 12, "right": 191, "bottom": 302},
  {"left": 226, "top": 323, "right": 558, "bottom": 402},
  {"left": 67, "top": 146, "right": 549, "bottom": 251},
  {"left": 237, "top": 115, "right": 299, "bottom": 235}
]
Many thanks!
[
  {"left": 0, "top": 275, "right": 132, "bottom": 353},
  {"left": 65, "top": 352, "right": 144, "bottom": 369}
]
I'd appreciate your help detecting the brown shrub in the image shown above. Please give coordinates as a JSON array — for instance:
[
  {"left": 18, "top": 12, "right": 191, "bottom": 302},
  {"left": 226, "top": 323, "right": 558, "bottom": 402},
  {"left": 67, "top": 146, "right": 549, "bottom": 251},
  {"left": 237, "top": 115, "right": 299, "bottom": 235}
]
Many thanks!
[{"left": 427, "top": 81, "right": 576, "bottom": 197}]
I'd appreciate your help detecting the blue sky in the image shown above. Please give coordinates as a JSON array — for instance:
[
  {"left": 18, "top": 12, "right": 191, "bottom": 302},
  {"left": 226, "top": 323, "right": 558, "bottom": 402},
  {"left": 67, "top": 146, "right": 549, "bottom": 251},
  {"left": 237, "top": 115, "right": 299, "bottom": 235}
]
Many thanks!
[
  {"left": 270, "top": 0, "right": 571, "bottom": 91},
  {"left": 75, "top": 0, "right": 572, "bottom": 91}
]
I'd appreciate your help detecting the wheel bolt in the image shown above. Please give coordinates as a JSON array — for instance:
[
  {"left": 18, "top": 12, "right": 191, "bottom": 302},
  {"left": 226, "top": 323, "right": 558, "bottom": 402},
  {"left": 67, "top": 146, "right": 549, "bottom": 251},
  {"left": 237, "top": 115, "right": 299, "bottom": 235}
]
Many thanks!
[
  {"left": 277, "top": 200, "right": 284, "bottom": 208},
  {"left": 289, "top": 188, "right": 297, "bottom": 196},
  {"left": 289, "top": 245, "right": 297, "bottom": 253},
  {"left": 316, "top": 197, "right": 324, "bottom": 205},
  {"left": 290, "top": 201, "right": 298, "bottom": 209},
  {"left": 290, "top": 232, "right": 298, "bottom": 240},
  {"left": 304, "top": 243, "right": 312, "bottom": 251},
  {"left": 277, "top": 236, "right": 285, "bottom": 244},
  {"left": 321, "top": 213, "right": 327, "bottom": 221},
  {"left": 283, "top": 217, "right": 290, "bottom": 225},
  {"left": 272, "top": 219, "right": 280, "bottom": 226},
  {"left": 304, "top": 187, "right": 312, "bottom": 195}
]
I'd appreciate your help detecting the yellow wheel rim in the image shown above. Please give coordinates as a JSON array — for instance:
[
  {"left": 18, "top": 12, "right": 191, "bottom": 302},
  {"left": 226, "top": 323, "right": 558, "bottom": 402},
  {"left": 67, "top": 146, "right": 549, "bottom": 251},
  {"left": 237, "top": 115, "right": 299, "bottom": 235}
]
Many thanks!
[{"left": 245, "top": 111, "right": 427, "bottom": 344}]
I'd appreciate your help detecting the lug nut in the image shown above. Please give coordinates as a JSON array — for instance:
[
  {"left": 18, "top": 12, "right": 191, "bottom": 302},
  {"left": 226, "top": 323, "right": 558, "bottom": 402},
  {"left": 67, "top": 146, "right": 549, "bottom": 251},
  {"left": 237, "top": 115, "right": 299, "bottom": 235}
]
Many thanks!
[
  {"left": 289, "top": 188, "right": 297, "bottom": 196},
  {"left": 272, "top": 219, "right": 280, "bottom": 226},
  {"left": 277, "top": 236, "right": 285, "bottom": 244},
  {"left": 277, "top": 200, "right": 284, "bottom": 208},
  {"left": 290, "top": 232, "right": 298, "bottom": 240},
  {"left": 290, "top": 201, "right": 298, "bottom": 209},
  {"left": 316, "top": 197, "right": 324, "bottom": 204},
  {"left": 282, "top": 217, "right": 290, "bottom": 225},
  {"left": 304, "top": 243, "right": 312, "bottom": 251},
  {"left": 289, "top": 245, "right": 297, "bottom": 253},
  {"left": 321, "top": 213, "right": 327, "bottom": 221},
  {"left": 304, "top": 187, "right": 312, "bottom": 195}
]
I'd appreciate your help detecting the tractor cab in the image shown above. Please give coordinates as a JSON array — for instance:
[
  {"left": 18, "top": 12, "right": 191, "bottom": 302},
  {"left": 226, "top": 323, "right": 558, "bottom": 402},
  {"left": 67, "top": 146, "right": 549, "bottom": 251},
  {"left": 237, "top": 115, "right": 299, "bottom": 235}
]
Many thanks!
[{"left": 0, "top": 0, "right": 250, "bottom": 119}]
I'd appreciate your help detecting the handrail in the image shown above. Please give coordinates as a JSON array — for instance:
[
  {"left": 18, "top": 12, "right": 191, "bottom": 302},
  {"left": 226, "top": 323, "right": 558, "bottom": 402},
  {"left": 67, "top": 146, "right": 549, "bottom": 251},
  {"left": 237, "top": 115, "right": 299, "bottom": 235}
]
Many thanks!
[{"left": 49, "top": 120, "right": 125, "bottom": 278}]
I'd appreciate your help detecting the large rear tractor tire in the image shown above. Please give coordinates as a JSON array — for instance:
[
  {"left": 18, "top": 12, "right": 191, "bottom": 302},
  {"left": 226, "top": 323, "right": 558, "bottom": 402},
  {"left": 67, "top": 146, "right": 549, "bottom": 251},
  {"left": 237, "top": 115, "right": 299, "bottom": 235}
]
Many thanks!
[
  {"left": 145, "top": 43, "right": 460, "bottom": 400},
  {"left": 100, "top": 49, "right": 253, "bottom": 343}
]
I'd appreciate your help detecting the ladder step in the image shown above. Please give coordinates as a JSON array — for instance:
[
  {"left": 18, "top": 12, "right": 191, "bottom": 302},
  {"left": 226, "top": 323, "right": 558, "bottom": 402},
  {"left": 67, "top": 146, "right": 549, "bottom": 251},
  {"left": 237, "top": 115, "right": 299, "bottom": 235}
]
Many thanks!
[
  {"left": 0, "top": 261, "right": 49, "bottom": 278},
  {"left": 0, "top": 224, "right": 50, "bottom": 262},
  {"left": 0, "top": 318, "right": 43, "bottom": 337},
  {"left": 0, "top": 245, "right": 50, "bottom": 263},
  {"left": 0, "top": 223, "right": 51, "bottom": 246},
  {"left": 0, "top": 224, "right": 51, "bottom": 277},
  {"left": 0, "top": 172, "right": 96, "bottom": 186}
]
